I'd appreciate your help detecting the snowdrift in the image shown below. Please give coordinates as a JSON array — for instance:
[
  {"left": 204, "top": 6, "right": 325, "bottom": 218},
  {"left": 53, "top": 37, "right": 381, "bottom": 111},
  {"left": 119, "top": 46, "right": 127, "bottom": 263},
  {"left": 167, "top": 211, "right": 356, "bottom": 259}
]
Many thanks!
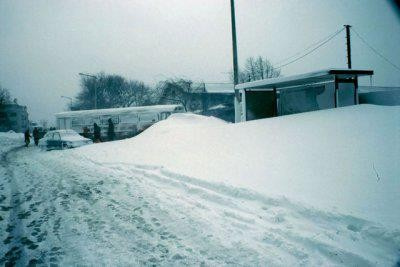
[
  {"left": 0, "top": 131, "right": 24, "bottom": 154},
  {"left": 75, "top": 104, "right": 400, "bottom": 228}
]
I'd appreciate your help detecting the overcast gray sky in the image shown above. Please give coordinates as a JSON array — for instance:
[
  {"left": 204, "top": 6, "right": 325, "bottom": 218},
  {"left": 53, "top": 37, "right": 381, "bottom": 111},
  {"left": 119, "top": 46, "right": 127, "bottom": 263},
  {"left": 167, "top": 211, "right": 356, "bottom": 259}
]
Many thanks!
[{"left": 1, "top": 0, "right": 399, "bottom": 123}]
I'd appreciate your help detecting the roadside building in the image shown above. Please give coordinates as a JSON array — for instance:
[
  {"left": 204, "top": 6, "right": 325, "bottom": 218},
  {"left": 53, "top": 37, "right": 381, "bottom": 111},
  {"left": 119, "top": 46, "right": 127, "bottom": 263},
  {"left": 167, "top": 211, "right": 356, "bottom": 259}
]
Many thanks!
[
  {"left": 234, "top": 69, "right": 374, "bottom": 122},
  {"left": 196, "top": 83, "right": 234, "bottom": 122},
  {"left": 0, "top": 104, "right": 29, "bottom": 132},
  {"left": 55, "top": 104, "right": 184, "bottom": 140}
]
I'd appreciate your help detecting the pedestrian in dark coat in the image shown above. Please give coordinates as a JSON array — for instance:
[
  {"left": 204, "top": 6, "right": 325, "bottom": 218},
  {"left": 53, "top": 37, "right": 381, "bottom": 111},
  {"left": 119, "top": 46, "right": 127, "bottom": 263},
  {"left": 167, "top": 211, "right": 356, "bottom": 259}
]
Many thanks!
[
  {"left": 82, "top": 126, "right": 90, "bottom": 138},
  {"left": 24, "top": 129, "right": 31, "bottom": 147},
  {"left": 93, "top": 123, "right": 101, "bottom": 143},
  {"left": 107, "top": 118, "right": 115, "bottom": 141},
  {"left": 32, "top": 127, "right": 40, "bottom": 146}
]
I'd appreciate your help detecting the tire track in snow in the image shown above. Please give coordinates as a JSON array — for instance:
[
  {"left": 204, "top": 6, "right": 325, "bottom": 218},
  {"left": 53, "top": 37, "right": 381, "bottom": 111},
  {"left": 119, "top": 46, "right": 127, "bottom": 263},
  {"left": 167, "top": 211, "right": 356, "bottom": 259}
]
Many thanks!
[
  {"left": 0, "top": 146, "right": 29, "bottom": 266},
  {"left": 16, "top": 149, "right": 199, "bottom": 265}
]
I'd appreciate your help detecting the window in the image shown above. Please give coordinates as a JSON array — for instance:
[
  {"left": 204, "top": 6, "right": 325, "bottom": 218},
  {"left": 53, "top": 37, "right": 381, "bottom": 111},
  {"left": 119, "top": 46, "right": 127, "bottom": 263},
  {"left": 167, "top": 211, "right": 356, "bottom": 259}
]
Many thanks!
[
  {"left": 45, "top": 133, "right": 54, "bottom": 139},
  {"left": 54, "top": 133, "right": 61, "bottom": 141},
  {"left": 72, "top": 118, "right": 83, "bottom": 127},
  {"left": 100, "top": 115, "right": 119, "bottom": 125},
  {"left": 121, "top": 114, "right": 138, "bottom": 123},
  {"left": 140, "top": 113, "right": 157, "bottom": 122},
  {"left": 9, "top": 112, "right": 17, "bottom": 117},
  {"left": 160, "top": 112, "right": 171, "bottom": 120},
  {"left": 86, "top": 117, "right": 100, "bottom": 125}
]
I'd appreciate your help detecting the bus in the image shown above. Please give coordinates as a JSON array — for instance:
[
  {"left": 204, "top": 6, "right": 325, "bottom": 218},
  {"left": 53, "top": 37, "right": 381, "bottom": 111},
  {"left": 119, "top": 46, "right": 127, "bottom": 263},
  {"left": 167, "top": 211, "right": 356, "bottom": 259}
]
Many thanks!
[{"left": 55, "top": 104, "right": 184, "bottom": 140}]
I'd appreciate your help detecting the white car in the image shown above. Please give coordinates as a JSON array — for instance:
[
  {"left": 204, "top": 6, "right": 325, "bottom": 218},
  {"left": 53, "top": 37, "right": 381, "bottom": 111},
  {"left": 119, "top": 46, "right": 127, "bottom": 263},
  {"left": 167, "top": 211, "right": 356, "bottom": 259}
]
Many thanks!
[{"left": 39, "top": 129, "right": 93, "bottom": 150}]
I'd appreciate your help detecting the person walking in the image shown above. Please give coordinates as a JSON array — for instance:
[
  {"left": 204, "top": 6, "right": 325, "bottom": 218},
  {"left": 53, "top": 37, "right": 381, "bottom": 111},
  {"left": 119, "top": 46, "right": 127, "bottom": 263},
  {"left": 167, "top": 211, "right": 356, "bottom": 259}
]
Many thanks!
[
  {"left": 82, "top": 126, "right": 90, "bottom": 138},
  {"left": 93, "top": 123, "right": 101, "bottom": 143},
  {"left": 32, "top": 127, "right": 40, "bottom": 146},
  {"left": 107, "top": 118, "right": 115, "bottom": 141},
  {"left": 24, "top": 129, "right": 31, "bottom": 147}
]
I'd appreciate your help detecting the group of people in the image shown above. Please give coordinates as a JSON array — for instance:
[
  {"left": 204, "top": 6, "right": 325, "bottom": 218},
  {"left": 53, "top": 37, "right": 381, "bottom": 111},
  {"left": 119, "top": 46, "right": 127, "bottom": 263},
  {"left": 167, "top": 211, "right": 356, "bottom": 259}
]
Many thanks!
[
  {"left": 91, "top": 118, "right": 115, "bottom": 143},
  {"left": 23, "top": 118, "right": 116, "bottom": 148},
  {"left": 24, "top": 127, "right": 40, "bottom": 147}
]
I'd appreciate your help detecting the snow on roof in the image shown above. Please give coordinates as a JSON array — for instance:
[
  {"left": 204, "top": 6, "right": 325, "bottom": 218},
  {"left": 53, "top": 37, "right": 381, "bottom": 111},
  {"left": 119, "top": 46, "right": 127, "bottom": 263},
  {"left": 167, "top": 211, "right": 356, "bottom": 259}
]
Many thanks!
[
  {"left": 55, "top": 104, "right": 183, "bottom": 118},
  {"left": 204, "top": 83, "right": 234, "bottom": 94},
  {"left": 235, "top": 69, "right": 374, "bottom": 90}
]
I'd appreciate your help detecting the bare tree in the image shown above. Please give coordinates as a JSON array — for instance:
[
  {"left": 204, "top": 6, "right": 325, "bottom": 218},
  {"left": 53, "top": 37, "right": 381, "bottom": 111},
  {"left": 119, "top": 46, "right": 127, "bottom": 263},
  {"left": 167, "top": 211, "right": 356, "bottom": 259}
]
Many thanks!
[
  {"left": 0, "top": 84, "right": 12, "bottom": 130},
  {"left": 232, "top": 56, "right": 281, "bottom": 83},
  {"left": 156, "top": 78, "right": 204, "bottom": 111},
  {"left": 71, "top": 72, "right": 155, "bottom": 110},
  {"left": 0, "top": 85, "right": 11, "bottom": 106}
]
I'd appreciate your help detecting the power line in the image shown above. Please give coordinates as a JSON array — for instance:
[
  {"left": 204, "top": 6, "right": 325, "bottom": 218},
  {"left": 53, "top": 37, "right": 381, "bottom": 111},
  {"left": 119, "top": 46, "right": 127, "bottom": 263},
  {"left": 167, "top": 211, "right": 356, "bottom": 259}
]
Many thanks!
[
  {"left": 275, "top": 27, "right": 345, "bottom": 70},
  {"left": 352, "top": 27, "right": 400, "bottom": 72},
  {"left": 275, "top": 27, "right": 345, "bottom": 66}
]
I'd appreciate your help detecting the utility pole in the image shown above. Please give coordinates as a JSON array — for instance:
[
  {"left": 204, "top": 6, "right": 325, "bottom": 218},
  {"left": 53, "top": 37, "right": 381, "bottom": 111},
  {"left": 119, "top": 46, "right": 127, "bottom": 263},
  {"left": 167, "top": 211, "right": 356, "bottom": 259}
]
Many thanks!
[
  {"left": 230, "top": 0, "right": 239, "bottom": 86},
  {"left": 344, "top": 25, "right": 352, "bottom": 69},
  {"left": 79, "top": 72, "right": 98, "bottom": 109}
]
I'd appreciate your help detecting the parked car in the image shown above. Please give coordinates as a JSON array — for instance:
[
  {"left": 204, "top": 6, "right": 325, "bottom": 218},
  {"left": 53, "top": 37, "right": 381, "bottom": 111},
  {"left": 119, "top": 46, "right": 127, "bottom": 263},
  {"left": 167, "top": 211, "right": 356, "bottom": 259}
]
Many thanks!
[{"left": 39, "top": 129, "right": 93, "bottom": 150}]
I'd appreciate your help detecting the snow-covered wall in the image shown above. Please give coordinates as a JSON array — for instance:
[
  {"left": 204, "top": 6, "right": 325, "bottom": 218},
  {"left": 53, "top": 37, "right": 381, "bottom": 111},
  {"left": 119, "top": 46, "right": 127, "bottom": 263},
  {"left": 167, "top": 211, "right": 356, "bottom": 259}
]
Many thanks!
[{"left": 359, "top": 86, "right": 400, "bottom": 106}]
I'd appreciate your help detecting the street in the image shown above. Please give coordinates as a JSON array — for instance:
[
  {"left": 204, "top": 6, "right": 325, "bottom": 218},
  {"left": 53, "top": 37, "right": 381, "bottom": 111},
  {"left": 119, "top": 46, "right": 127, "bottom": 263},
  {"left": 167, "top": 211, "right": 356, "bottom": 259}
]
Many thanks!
[{"left": 0, "top": 144, "right": 399, "bottom": 266}]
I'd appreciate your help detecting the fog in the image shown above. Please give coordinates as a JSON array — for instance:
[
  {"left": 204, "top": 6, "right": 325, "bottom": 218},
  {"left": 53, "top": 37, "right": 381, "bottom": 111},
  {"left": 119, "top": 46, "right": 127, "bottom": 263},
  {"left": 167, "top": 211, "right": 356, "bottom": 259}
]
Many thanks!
[{"left": 0, "top": 0, "right": 399, "bottom": 123}]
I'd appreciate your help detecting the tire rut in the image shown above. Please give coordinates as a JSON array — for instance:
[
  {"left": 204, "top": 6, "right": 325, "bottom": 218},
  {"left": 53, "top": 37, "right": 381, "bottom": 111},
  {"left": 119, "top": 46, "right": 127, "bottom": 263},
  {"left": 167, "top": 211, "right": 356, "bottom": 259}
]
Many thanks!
[{"left": 0, "top": 146, "right": 29, "bottom": 266}]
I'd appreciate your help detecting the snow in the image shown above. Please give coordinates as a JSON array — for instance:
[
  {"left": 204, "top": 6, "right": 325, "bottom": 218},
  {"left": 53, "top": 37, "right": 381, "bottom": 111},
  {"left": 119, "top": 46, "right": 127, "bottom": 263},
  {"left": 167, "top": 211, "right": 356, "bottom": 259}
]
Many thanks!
[
  {"left": 55, "top": 104, "right": 183, "bottom": 118},
  {"left": 0, "top": 131, "right": 24, "bottom": 154},
  {"left": 208, "top": 104, "right": 227, "bottom": 110},
  {"left": 1, "top": 104, "right": 399, "bottom": 265},
  {"left": 77, "top": 104, "right": 400, "bottom": 228}
]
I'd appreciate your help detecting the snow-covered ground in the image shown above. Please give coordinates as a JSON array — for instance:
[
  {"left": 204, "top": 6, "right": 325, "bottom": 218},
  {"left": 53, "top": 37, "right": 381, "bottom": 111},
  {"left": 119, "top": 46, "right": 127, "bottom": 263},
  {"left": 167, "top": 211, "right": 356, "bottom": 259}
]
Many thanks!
[
  {"left": 0, "top": 131, "right": 24, "bottom": 154},
  {"left": 0, "top": 104, "right": 399, "bottom": 266}
]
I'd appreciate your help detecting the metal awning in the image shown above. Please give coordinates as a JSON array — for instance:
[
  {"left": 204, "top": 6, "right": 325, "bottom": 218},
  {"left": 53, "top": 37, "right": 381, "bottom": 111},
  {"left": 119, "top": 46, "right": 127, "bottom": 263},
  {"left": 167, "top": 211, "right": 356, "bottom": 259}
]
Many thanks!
[{"left": 234, "top": 69, "right": 373, "bottom": 91}]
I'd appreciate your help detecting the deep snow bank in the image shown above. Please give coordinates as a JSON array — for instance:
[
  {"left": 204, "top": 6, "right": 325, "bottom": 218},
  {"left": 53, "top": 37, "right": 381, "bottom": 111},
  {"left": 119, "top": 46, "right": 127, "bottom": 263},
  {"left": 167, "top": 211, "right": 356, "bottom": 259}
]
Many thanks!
[{"left": 75, "top": 105, "right": 400, "bottom": 228}]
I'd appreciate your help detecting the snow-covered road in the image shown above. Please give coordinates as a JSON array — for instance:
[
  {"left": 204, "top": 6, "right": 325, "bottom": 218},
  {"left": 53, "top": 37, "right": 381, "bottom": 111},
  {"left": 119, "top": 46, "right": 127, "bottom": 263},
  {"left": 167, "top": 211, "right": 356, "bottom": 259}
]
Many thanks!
[{"left": 1, "top": 144, "right": 399, "bottom": 266}]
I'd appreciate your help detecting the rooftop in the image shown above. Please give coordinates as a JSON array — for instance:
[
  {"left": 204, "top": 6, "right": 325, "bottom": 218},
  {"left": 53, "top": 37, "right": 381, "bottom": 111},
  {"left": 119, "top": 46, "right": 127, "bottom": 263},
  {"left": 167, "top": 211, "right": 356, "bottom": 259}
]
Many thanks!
[
  {"left": 55, "top": 104, "right": 183, "bottom": 118},
  {"left": 235, "top": 69, "right": 374, "bottom": 90},
  {"left": 204, "top": 83, "right": 234, "bottom": 94}
]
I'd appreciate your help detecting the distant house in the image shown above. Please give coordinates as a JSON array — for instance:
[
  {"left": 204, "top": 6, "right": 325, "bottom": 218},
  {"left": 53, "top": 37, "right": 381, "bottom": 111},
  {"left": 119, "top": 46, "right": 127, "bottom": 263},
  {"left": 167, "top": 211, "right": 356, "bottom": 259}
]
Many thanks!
[
  {"left": 197, "top": 83, "right": 234, "bottom": 122},
  {"left": 158, "top": 81, "right": 235, "bottom": 122},
  {"left": 234, "top": 69, "right": 374, "bottom": 122},
  {"left": 0, "top": 104, "right": 29, "bottom": 132}
]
